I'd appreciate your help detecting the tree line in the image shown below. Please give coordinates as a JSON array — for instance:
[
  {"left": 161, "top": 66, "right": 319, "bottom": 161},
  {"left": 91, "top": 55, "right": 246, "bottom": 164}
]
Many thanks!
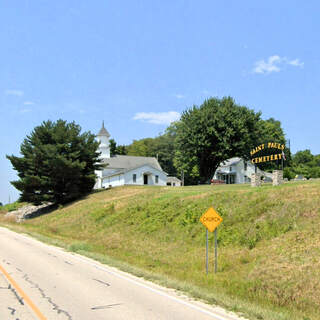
[
  {"left": 111, "top": 97, "right": 319, "bottom": 182},
  {"left": 110, "top": 97, "right": 289, "bottom": 184},
  {"left": 7, "top": 96, "right": 318, "bottom": 205}
]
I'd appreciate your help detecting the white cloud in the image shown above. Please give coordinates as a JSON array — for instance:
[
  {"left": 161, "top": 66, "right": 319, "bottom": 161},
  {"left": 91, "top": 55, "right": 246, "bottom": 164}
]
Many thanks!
[
  {"left": 174, "top": 94, "right": 185, "bottom": 99},
  {"left": 253, "top": 55, "right": 304, "bottom": 74},
  {"left": 287, "top": 58, "right": 304, "bottom": 67},
  {"left": 253, "top": 55, "right": 282, "bottom": 74},
  {"left": 20, "top": 108, "right": 31, "bottom": 113},
  {"left": 5, "top": 89, "right": 24, "bottom": 96},
  {"left": 23, "top": 101, "right": 35, "bottom": 105},
  {"left": 133, "top": 111, "right": 180, "bottom": 125}
]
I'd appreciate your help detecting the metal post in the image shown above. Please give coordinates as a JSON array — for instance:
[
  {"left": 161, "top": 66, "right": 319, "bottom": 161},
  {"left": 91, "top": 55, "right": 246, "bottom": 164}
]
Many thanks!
[
  {"left": 206, "top": 229, "right": 208, "bottom": 275},
  {"left": 181, "top": 170, "right": 184, "bottom": 186},
  {"left": 214, "top": 228, "right": 218, "bottom": 273}
]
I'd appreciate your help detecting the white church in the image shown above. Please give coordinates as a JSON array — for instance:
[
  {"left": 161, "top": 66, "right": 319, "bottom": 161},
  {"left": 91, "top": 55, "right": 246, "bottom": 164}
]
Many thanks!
[{"left": 94, "top": 123, "right": 168, "bottom": 188}]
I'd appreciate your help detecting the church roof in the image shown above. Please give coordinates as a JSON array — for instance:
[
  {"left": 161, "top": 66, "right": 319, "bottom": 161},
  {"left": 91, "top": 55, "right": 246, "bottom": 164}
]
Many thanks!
[
  {"left": 167, "top": 176, "right": 181, "bottom": 182},
  {"left": 97, "top": 121, "right": 110, "bottom": 137},
  {"left": 101, "top": 155, "right": 163, "bottom": 172}
]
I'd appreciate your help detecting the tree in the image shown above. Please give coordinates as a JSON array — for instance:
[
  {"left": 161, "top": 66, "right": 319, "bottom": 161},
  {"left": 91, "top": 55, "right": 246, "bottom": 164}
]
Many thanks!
[
  {"left": 126, "top": 124, "right": 178, "bottom": 176},
  {"left": 293, "top": 149, "right": 314, "bottom": 165},
  {"left": 153, "top": 123, "right": 178, "bottom": 176},
  {"left": 174, "top": 97, "right": 261, "bottom": 184},
  {"left": 109, "top": 139, "right": 127, "bottom": 156},
  {"left": 0, "top": 202, "right": 2, "bottom": 207},
  {"left": 255, "top": 117, "right": 287, "bottom": 171},
  {"left": 109, "top": 138, "right": 117, "bottom": 156},
  {"left": 258, "top": 118, "right": 286, "bottom": 145},
  {"left": 7, "top": 120, "right": 102, "bottom": 205},
  {"left": 126, "top": 138, "right": 155, "bottom": 157},
  {"left": 283, "top": 167, "right": 295, "bottom": 180}
]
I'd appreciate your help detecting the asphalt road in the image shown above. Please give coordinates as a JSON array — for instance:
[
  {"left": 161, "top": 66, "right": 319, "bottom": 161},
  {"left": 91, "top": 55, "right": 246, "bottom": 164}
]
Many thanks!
[{"left": 0, "top": 226, "right": 244, "bottom": 320}]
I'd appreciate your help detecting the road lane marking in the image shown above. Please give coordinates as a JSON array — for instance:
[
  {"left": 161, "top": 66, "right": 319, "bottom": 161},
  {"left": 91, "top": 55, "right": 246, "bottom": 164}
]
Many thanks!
[
  {"left": 0, "top": 263, "right": 48, "bottom": 320},
  {"left": 1, "top": 227, "right": 242, "bottom": 320}
]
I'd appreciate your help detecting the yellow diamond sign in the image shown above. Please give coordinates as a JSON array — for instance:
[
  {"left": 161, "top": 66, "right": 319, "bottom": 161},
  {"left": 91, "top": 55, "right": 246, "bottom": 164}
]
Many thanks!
[{"left": 200, "top": 207, "right": 223, "bottom": 232}]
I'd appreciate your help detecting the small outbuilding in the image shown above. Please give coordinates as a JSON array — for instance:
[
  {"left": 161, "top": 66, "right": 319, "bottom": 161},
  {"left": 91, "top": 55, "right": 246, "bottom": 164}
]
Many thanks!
[{"left": 166, "top": 176, "right": 182, "bottom": 187}]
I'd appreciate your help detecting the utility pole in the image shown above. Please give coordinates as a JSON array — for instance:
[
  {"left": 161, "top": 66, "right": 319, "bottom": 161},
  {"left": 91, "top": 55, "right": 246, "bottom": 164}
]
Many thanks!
[{"left": 181, "top": 170, "right": 184, "bottom": 186}]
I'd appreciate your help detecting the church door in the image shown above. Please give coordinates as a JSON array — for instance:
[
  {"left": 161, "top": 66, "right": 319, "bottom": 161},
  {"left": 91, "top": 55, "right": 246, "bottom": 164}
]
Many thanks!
[{"left": 143, "top": 174, "right": 148, "bottom": 185}]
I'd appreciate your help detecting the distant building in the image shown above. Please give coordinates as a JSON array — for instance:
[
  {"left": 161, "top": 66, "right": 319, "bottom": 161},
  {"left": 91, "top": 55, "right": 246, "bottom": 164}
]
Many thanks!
[
  {"left": 212, "top": 157, "right": 272, "bottom": 184},
  {"left": 166, "top": 176, "right": 182, "bottom": 187},
  {"left": 94, "top": 123, "right": 167, "bottom": 188}
]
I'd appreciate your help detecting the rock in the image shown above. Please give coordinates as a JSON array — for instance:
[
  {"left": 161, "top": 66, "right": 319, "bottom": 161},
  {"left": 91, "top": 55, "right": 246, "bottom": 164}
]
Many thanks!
[{"left": 5, "top": 203, "right": 53, "bottom": 222}]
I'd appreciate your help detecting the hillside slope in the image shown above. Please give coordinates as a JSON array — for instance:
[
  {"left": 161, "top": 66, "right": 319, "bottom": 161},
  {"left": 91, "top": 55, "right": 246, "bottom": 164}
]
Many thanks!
[{"left": 1, "top": 181, "right": 320, "bottom": 320}]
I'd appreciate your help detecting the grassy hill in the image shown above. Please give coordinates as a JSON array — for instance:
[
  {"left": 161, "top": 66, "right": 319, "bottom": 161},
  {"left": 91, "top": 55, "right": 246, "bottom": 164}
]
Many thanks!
[{"left": 1, "top": 181, "right": 320, "bottom": 320}]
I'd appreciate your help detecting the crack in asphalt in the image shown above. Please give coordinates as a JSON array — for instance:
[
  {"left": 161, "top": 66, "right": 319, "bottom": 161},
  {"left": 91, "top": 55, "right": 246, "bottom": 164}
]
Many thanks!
[
  {"left": 8, "top": 306, "right": 16, "bottom": 315},
  {"left": 22, "top": 274, "right": 72, "bottom": 320},
  {"left": 8, "top": 284, "right": 24, "bottom": 305},
  {"left": 91, "top": 303, "right": 122, "bottom": 310},
  {"left": 64, "top": 261, "right": 73, "bottom": 266},
  {"left": 92, "top": 278, "right": 110, "bottom": 287}
]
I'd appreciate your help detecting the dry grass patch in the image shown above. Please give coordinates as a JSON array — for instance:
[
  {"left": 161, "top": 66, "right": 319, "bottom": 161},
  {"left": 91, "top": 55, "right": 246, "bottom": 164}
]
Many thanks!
[{"left": 2, "top": 181, "right": 320, "bottom": 320}]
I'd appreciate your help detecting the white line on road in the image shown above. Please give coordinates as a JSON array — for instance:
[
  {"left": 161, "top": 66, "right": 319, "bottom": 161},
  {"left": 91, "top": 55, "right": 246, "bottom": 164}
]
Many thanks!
[{"left": 1, "top": 227, "right": 242, "bottom": 320}]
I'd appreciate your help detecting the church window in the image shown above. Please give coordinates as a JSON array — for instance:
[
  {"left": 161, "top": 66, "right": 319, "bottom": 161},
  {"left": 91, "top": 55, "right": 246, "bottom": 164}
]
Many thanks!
[
  {"left": 244, "top": 161, "right": 247, "bottom": 171},
  {"left": 155, "top": 175, "right": 159, "bottom": 184},
  {"left": 133, "top": 174, "right": 136, "bottom": 183}
]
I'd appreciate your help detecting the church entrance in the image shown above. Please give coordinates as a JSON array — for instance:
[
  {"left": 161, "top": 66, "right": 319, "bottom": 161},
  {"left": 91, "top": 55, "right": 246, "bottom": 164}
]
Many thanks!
[{"left": 143, "top": 174, "right": 148, "bottom": 185}]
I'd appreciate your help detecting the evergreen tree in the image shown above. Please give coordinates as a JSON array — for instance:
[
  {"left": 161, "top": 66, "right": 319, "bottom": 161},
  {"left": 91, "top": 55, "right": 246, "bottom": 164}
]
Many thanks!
[{"left": 7, "top": 120, "right": 102, "bottom": 205}]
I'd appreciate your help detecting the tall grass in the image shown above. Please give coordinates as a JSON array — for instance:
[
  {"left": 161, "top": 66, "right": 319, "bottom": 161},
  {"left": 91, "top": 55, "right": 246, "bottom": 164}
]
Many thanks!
[{"left": 1, "top": 181, "right": 320, "bottom": 320}]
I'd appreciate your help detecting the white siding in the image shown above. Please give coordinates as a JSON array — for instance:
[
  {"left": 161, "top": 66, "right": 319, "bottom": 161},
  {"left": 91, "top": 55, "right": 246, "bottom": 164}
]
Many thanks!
[
  {"left": 102, "top": 174, "right": 125, "bottom": 188},
  {"left": 124, "top": 165, "right": 167, "bottom": 186},
  {"left": 98, "top": 165, "right": 167, "bottom": 188},
  {"left": 97, "top": 135, "right": 110, "bottom": 159},
  {"left": 94, "top": 170, "right": 103, "bottom": 189},
  {"left": 213, "top": 159, "right": 256, "bottom": 184}
]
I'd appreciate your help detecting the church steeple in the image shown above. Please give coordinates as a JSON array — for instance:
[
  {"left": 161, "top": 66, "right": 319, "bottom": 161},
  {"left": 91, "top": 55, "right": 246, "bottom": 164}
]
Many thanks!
[
  {"left": 98, "top": 121, "right": 110, "bottom": 137},
  {"left": 97, "top": 121, "right": 110, "bottom": 159}
]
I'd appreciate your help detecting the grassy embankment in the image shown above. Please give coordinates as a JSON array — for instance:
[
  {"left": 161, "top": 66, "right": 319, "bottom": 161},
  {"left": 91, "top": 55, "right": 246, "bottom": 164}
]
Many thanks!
[{"left": 1, "top": 181, "right": 320, "bottom": 320}]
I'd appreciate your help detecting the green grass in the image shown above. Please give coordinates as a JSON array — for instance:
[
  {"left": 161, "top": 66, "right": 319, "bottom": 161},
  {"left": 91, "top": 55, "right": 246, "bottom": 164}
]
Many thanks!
[
  {"left": 0, "top": 201, "right": 26, "bottom": 212},
  {"left": 1, "top": 181, "right": 320, "bottom": 320}
]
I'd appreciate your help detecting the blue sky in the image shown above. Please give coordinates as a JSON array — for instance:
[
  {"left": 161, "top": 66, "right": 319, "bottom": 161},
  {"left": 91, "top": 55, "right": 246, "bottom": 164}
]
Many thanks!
[{"left": 0, "top": 0, "right": 319, "bottom": 204}]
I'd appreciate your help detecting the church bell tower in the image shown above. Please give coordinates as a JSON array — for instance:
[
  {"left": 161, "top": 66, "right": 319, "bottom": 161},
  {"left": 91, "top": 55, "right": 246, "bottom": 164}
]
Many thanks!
[{"left": 97, "top": 121, "right": 110, "bottom": 159}]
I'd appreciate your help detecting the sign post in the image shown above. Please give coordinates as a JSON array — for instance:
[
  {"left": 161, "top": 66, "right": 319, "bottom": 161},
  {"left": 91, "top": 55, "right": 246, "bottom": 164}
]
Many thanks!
[
  {"left": 200, "top": 207, "right": 223, "bottom": 274},
  {"left": 214, "top": 228, "right": 218, "bottom": 273},
  {"left": 206, "top": 229, "right": 208, "bottom": 274}
]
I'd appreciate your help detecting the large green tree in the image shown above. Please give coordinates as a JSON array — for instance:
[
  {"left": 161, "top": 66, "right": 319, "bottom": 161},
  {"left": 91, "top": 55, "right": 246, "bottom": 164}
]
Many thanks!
[
  {"left": 174, "top": 97, "right": 261, "bottom": 184},
  {"left": 7, "top": 120, "right": 102, "bottom": 205}
]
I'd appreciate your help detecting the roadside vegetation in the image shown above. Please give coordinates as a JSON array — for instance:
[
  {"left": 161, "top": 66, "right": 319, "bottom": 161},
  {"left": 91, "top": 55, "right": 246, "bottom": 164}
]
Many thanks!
[{"left": 1, "top": 181, "right": 320, "bottom": 320}]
